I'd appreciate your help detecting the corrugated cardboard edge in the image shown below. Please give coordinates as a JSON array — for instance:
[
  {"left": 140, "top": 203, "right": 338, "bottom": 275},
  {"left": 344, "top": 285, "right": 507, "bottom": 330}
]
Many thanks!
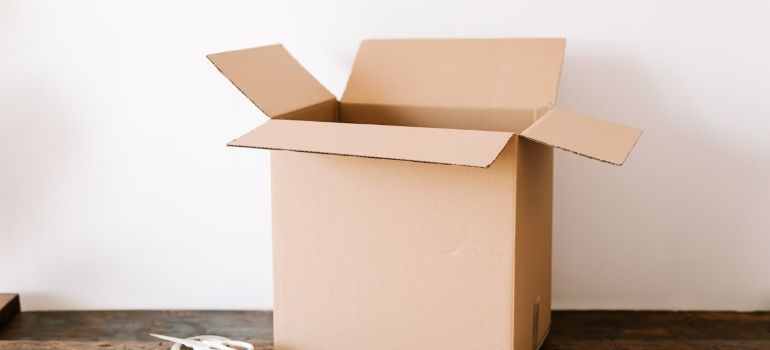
[
  {"left": 523, "top": 133, "right": 644, "bottom": 166},
  {"left": 228, "top": 120, "right": 515, "bottom": 168},
  {"left": 206, "top": 51, "right": 273, "bottom": 119},
  {"left": 206, "top": 44, "right": 336, "bottom": 119},
  {"left": 521, "top": 107, "right": 643, "bottom": 166},
  {"left": 229, "top": 143, "right": 510, "bottom": 168}
]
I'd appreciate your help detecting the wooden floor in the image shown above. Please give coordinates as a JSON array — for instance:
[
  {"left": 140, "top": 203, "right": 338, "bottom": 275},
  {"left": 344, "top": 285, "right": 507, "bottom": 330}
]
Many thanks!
[{"left": 2, "top": 294, "right": 769, "bottom": 349}]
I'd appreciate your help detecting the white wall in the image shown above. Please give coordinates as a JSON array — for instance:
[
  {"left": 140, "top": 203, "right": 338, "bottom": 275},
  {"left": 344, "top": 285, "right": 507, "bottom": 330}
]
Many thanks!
[{"left": 1, "top": 0, "right": 768, "bottom": 311}]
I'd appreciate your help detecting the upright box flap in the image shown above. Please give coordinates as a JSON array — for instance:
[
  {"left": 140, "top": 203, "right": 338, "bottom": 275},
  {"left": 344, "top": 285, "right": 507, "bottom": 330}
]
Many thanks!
[
  {"left": 229, "top": 120, "right": 514, "bottom": 168},
  {"left": 342, "top": 39, "right": 565, "bottom": 110},
  {"left": 208, "top": 45, "right": 336, "bottom": 118},
  {"left": 521, "top": 107, "right": 642, "bottom": 165}
]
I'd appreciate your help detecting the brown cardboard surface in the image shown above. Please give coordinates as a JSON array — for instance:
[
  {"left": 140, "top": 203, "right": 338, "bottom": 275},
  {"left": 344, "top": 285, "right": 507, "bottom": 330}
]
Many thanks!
[
  {"left": 228, "top": 119, "right": 514, "bottom": 167},
  {"left": 342, "top": 39, "right": 565, "bottom": 110},
  {"left": 521, "top": 107, "right": 643, "bottom": 165},
  {"left": 513, "top": 138, "right": 554, "bottom": 350},
  {"left": 209, "top": 38, "right": 643, "bottom": 350},
  {"left": 271, "top": 142, "right": 517, "bottom": 350},
  {"left": 339, "top": 103, "right": 537, "bottom": 133},
  {"left": 275, "top": 99, "right": 338, "bottom": 122},
  {"left": 207, "top": 45, "right": 336, "bottom": 119}
]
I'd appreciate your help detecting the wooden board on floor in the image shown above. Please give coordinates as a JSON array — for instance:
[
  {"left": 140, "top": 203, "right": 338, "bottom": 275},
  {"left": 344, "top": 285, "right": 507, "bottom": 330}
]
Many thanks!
[
  {"left": 0, "top": 295, "right": 20, "bottom": 331},
  {"left": 2, "top": 309, "right": 770, "bottom": 349},
  {"left": 0, "top": 310, "right": 272, "bottom": 349},
  {"left": 0, "top": 341, "right": 271, "bottom": 350},
  {"left": 543, "top": 310, "right": 770, "bottom": 350}
]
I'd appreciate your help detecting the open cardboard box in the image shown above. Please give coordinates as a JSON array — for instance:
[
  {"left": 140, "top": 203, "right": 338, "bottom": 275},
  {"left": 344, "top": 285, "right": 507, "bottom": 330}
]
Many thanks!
[{"left": 208, "top": 39, "right": 642, "bottom": 350}]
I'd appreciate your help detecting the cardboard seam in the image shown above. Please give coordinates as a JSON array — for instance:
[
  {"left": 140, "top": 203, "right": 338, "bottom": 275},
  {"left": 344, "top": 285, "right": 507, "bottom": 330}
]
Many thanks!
[
  {"left": 533, "top": 104, "right": 552, "bottom": 122},
  {"left": 275, "top": 98, "right": 339, "bottom": 121},
  {"left": 339, "top": 40, "right": 368, "bottom": 104},
  {"left": 524, "top": 105, "right": 554, "bottom": 126},
  {"left": 510, "top": 136, "right": 520, "bottom": 350},
  {"left": 551, "top": 38, "right": 566, "bottom": 104}
]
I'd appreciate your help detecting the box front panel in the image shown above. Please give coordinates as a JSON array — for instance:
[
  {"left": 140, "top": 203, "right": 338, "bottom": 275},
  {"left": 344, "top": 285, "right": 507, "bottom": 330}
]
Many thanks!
[{"left": 270, "top": 144, "right": 516, "bottom": 350}]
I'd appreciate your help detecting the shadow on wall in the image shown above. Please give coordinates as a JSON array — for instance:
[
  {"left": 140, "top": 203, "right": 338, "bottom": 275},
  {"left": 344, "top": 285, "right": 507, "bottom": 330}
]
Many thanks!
[{"left": 552, "top": 53, "right": 770, "bottom": 310}]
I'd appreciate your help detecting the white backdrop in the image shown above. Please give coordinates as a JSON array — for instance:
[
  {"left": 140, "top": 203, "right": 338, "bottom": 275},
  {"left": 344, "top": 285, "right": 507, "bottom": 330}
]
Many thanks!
[{"left": 1, "top": 0, "right": 769, "bottom": 311}]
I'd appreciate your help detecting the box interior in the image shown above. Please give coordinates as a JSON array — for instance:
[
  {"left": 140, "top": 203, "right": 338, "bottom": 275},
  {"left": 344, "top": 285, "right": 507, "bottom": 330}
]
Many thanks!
[{"left": 207, "top": 38, "right": 642, "bottom": 167}]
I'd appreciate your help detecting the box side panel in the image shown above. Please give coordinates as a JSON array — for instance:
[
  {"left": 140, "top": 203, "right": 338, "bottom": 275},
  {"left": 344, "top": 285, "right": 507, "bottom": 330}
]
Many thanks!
[
  {"left": 339, "top": 102, "right": 536, "bottom": 133},
  {"left": 513, "top": 137, "right": 554, "bottom": 350},
  {"left": 270, "top": 143, "right": 516, "bottom": 350},
  {"left": 275, "top": 99, "right": 338, "bottom": 122}
]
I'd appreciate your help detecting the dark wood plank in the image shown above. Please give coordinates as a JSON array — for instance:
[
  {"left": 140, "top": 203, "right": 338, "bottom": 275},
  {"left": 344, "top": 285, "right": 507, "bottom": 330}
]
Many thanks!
[
  {"left": 542, "top": 339, "right": 770, "bottom": 350},
  {"left": 0, "top": 341, "right": 273, "bottom": 350},
  {"left": 0, "top": 310, "right": 271, "bottom": 343},
  {"left": 3, "top": 309, "right": 770, "bottom": 349},
  {"left": 0, "top": 295, "right": 20, "bottom": 330},
  {"left": 541, "top": 310, "right": 770, "bottom": 350},
  {"left": 0, "top": 340, "right": 173, "bottom": 350},
  {"left": 549, "top": 310, "right": 770, "bottom": 339}
]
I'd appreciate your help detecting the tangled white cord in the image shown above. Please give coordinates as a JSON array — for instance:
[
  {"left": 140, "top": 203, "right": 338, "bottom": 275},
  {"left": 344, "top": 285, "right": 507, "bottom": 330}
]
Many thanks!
[{"left": 151, "top": 333, "right": 254, "bottom": 350}]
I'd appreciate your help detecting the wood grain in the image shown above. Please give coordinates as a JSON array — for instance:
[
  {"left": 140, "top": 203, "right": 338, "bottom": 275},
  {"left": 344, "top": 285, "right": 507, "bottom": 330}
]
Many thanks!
[
  {"left": 2, "top": 309, "right": 770, "bottom": 349},
  {"left": 542, "top": 310, "right": 770, "bottom": 349},
  {"left": 0, "top": 310, "right": 271, "bottom": 342},
  {"left": 0, "top": 341, "right": 273, "bottom": 350}
]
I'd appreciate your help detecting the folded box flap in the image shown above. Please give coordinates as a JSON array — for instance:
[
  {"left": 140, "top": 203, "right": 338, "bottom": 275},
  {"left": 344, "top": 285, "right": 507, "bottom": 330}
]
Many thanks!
[
  {"left": 342, "top": 39, "right": 565, "bottom": 110},
  {"left": 229, "top": 120, "right": 514, "bottom": 168},
  {"left": 208, "top": 45, "right": 335, "bottom": 118},
  {"left": 521, "top": 107, "right": 642, "bottom": 165}
]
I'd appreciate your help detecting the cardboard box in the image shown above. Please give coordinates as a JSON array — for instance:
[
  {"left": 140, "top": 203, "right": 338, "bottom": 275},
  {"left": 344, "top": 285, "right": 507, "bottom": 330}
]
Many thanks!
[{"left": 208, "top": 39, "right": 642, "bottom": 350}]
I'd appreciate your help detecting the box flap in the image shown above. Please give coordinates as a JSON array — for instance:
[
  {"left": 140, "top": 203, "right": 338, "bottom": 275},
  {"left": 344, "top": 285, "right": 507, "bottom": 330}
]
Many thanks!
[
  {"left": 521, "top": 107, "right": 642, "bottom": 165},
  {"left": 208, "top": 45, "right": 336, "bottom": 118},
  {"left": 229, "top": 120, "right": 514, "bottom": 168},
  {"left": 342, "top": 39, "right": 565, "bottom": 110}
]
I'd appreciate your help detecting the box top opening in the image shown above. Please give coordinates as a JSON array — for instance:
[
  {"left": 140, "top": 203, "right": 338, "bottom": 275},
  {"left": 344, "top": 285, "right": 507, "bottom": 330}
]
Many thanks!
[{"left": 208, "top": 39, "right": 642, "bottom": 167}]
